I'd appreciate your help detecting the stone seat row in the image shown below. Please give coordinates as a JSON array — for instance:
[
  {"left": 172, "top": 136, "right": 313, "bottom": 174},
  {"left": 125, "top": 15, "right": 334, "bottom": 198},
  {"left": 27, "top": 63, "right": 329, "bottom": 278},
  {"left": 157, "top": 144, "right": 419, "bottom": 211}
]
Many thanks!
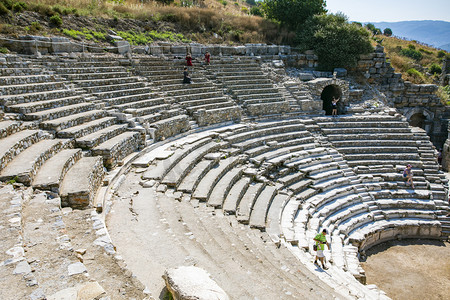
[{"left": 0, "top": 123, "right": 104, "bottom": 207}]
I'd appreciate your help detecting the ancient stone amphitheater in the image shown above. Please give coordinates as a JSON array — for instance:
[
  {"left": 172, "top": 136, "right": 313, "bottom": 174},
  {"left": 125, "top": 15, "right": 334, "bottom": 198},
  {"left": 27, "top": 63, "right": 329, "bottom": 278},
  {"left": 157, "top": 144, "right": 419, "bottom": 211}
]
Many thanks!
[{"left": 0, "top": 45, "right": 449, "bottom": 300}]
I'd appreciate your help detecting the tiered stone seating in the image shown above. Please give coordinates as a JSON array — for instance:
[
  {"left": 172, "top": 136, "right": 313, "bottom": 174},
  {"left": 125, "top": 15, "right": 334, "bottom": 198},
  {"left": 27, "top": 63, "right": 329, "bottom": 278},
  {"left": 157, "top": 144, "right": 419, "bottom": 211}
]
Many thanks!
[
  {"left": 32, "top": 57, "right": 145, "bottom": 168},
  {"left": 135, "top": 57, "right": 241, "bottom": 127},
  {"left": 205, "top": 57, "right": 290, "bottom": 117}
]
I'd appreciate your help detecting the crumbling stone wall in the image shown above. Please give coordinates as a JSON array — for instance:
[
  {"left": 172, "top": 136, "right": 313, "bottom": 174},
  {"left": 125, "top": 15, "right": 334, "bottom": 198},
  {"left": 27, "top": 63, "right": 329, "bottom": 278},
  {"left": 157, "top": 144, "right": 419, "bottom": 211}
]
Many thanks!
[
  {"left": 354, "top": 45, "right": 447, "bottom": 147},
  {"left": 442, "top": 122, "right": 450, "bottom": 171}
]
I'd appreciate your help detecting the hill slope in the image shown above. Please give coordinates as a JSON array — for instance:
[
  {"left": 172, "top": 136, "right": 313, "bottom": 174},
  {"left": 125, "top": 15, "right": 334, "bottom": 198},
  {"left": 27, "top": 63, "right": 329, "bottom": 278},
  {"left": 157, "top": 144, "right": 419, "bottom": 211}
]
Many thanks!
[{"left": 371, "top": 20, "right": 450, "bottom": 50}]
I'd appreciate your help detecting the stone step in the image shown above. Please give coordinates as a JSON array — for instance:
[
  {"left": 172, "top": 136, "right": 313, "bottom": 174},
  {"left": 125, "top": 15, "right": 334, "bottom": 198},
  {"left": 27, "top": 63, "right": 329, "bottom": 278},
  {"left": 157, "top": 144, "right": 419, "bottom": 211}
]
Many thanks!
[
  {"left": 236, "top": 182, "right": 265, "bottom": 224},
  {"left": 0, "top": 89, "right": 78, "bottom": 106},
  {"left": 177, "top": 160, "right": 217, "bottom": 193},
  {"left": 56, "top": 116, "right": 118, "bottom": 139},
  {"left": 25, "top": 102, "right": 96, "bottom": 121},
  {"left": 76, "top": 124, "right": 129, "bottom": 149},
  {"left": 0, "top": 74, "right": 56, "bottom": 85},
  {"left": 226, "top": 122, "right": 306, "bottom": 144},
  {"left": 73, "top": 76, "right": 141, "bottom": 88},
  {"left": 32, "top": 148, "right": 82, "bottom": 192},
  {"left": 0, "top": 129, "right": 49, "bottom": 171},
  {"left": 317, "top": 120, "right": 408, "bottom": 129},
  {"left": 40, "top": 109, "right": 107, "bottom": 131},
  {"left": 161, "top": 141, "right": 223, "bottom": 188},
  {"left": 0, "top": 120, "right": 22, "bottom": 138},
  {"left": 330, "top": 139, "right": 419, "bottom": 147},
  {"left": 114, "top": 97, "right": 166, "bottom": 111},
  {"left": 128, "top": 104, "right": 171, "bottom": 117},
  {"left": 266, "top": 193, "right": 290, "bottom": 244},
  {"left": 178, "top": 96, "right": 229, "bottom": 108},
  {"left": 249, "top": 185, "right": 278, "bottom": 229},
  {"left": 93, "top": 86, "right": 153, "bottom": 100},
  {"left": 172, "top": 91, "right": 223, "bottom": 102},
  {"left": 166, "top": 86, "right": 216, "bottom": 97},
  {"left": 63, "top": 71, "right": 130, "bottom": 81},
  {"left": 7, "top": 95, "right": 86, "bottom": 115},
  {"left": 237, "top": 92, "right": 283, "bottom": 101},
  {"left": 55, "top": 66, "right": 125, "bottom": 74},
  {"left": 60, "top": 156, "right": 105, "bottom": 208},
  {"left": 344, "top": 153, "right": 421, "bottom": 161},
  {"left": 91, "top": 131, "right": 143, "bottom": 169},
  {"left": 232, "top": 87, "right": 280, "bottom": 96},
  {"left": 322, "top": 127, "right": 412, "bottom": 135},
  {"left": 82, "top": 81, "right": 147, "bottom": 94},
  {"left": 326, "top": 133, "right": 416, "bottom": 141},
  {"left": 0, "top": 67, "right": 43, "bottom": 76},
  {"left": 193, "top": 156, "right": 243, "bottom": 201},
  {"left": 235, "top": 131, "right": 310, "bottom": 152},
  {"left": 102, "top": 92, "right": 155, "bottom": 106},
  {"left": 338, "top": 146, "right": 418, "bottom": 154},
  {"left": 0, "top": 138, "right": 71, "bottom": 185},
  {"left": 142, "top": 137, "right": 213, "bottom": 181},
  {"left": 207, "top": 167, "right": 244, "bottom": 208},
  {"left": 0, "top": 81, "right": 66, "bottom": 95},
  {"left": 185, "top": 101, "right": 236, "bottom": 114}
]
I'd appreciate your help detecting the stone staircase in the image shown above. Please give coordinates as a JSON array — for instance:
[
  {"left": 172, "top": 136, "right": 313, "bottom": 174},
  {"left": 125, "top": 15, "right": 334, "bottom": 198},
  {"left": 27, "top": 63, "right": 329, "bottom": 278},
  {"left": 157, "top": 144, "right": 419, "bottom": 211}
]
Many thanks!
[
  {"left": 205, "top": 57, "right": 291, "bottom": 117},
  {"left": 135, "top": 56, "right": 242, "bottom": 127}
]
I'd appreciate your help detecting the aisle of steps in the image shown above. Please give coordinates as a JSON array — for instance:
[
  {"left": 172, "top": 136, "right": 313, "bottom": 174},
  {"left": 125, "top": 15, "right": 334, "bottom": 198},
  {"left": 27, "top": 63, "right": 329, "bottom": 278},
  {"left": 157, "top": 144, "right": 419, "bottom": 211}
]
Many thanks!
[
  {"left": 205, "top": 57, "right": 291, "bottom": 117},
  {"left": 135, "top": 56, "right": 242, "bottom": 127},
  {"left": 282, "top": 80, "right": 323, "bottom": 116}
]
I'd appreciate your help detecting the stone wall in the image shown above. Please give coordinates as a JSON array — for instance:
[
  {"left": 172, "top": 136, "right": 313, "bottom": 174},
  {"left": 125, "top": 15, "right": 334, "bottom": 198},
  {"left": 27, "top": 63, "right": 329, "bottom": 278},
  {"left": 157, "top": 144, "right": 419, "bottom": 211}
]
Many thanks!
[
  {"left": 442, "top": 122, "right": 450, "bottom": 171},
  {"left": 354, "top": 45, "right": 447, "bottom": 147}
]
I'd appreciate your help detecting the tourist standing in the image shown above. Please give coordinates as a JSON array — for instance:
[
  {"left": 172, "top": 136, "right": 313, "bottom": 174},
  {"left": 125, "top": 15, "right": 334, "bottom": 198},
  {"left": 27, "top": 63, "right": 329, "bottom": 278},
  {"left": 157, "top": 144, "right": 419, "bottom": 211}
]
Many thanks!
[
  {"left": 183, "top": 67, "right": 192, "bottom": 84},
  {"left": 403, "top": 164, "right": 414, "bottom": 188},
  {"left": 313, "top": 229, "right": 330, "bottom": 269},
  {"left": 331, "top": 96, "right": 339, "bottom": 117},
  {"left": 204, "top": 51, "right": 211, "bottom": 65}
]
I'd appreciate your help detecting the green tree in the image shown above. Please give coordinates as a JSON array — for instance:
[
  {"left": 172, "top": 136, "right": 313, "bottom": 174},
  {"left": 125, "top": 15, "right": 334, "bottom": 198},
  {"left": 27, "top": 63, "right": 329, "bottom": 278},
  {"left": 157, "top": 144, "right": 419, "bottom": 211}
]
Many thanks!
[
  {"left": 383, "top": 28, "right": 392, "bottom": 36},
  {"left": 261, "top": 0, "right": 326, "bottom": 30},
  {"left": 297, "top": 13, "right": 373, "bottom": 70},
  {"left": 365, "top": 23, "right": 381, "bottom": 35}
]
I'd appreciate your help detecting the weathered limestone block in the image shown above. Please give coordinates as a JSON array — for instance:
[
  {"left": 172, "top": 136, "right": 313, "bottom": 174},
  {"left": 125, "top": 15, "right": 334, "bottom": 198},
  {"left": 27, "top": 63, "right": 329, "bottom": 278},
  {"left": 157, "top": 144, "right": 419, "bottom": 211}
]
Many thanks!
[
  {"left": 150, "top": 45, "right": 163, "bottom": 55},
  {"left": 195, "top": 107, "right": 242, "bottom": 126},
  {"left": 163, "top": 266, "right": 229, "bottom": 300},
  {"left": 51, "top": 37, "right": 83, "bottom": 53},
  {"left": 151, "top": 115, "right": 190, "bottom": 141},
  {"left": 188, "top": 43, "right": 202, "bottom": 56},
  {"left": 246, "top": 101, "right": 290, "bottom": 116},
  {"left": 115, "top": 40, "right": 131, "bottom": 54},
  {"left": 172, "top": 45, "right": 187, "bottom": 55}
]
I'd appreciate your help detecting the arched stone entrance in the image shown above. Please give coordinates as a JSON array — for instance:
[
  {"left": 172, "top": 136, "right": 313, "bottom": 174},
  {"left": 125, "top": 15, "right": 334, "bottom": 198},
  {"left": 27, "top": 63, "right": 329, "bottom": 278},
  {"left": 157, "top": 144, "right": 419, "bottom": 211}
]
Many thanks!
[
  {"left": 403, "top": 108, "right": 434, "bottom": 134},
  {"left": 306, "top": 78, "right": 349, "bottom": 115},
  {"left": 321, "top": 85, "right": 342, "bottom": 115},
  {"left": 410, "top": 113, "right": 426, "bottom": 129}
]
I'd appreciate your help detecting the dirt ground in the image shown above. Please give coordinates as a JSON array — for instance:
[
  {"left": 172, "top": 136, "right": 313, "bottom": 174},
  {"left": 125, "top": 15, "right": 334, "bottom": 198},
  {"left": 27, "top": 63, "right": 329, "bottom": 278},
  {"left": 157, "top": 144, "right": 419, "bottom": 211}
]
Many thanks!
[{"left": 361, "top": 239, "right": 450, "bottom": 300}]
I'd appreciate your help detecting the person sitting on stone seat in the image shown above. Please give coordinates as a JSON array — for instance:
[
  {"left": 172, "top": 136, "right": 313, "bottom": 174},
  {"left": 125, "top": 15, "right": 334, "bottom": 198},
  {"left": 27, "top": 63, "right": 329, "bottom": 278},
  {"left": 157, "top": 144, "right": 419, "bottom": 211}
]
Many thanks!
[{"left": 403, "top": 164, "right": 414, "bottom": 189}]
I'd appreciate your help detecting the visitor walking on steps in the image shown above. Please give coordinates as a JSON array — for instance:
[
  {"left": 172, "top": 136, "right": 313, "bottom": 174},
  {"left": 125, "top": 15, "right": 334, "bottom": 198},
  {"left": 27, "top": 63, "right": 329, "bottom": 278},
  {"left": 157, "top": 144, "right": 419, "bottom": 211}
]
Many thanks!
[
  {"left": 186, "top": 53, "right": 193, "bottom": 67},
  {"left": 403, "top": 164, "right": 415, "bottom": 188},
  {"left": 183, "top": 67, "right": 192, "bottom": 84},
  {"left": 204, "top": 51, "right": 211, "bottom": 65},
  {"left": 331, "top": 96, "right": 339, "bottom": 117},
  {"left": 314, "top": 229, "right": 330, "bottom": 269}
]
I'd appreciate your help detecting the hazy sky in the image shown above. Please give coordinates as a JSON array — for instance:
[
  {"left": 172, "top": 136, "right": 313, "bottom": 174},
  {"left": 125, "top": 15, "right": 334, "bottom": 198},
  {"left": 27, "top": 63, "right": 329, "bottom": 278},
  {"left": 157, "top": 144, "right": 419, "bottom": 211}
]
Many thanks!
[{"left": 326, "top": 0, "right": 450, "bottom": 22}]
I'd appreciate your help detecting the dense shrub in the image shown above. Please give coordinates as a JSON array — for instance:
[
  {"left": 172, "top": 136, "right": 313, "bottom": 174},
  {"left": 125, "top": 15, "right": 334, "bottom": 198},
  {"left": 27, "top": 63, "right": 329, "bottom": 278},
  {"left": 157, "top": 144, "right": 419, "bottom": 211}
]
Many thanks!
[
  {"left": 437, "top": 50, "right": 446, "bottom": 58},
  {"left": 250, "top": 6, "right": 263, "bottom": 16},
  {"left": 261, "top": 0, "right": 326, "bottom": 30},
  {"left": 429, "top": 63, "right": 442, "bottom": 74},
  {"left": 0, "top": 46, "right": 9, "bottom": 53},
  {"left": 49, "top": 14, "right": 62, "bottom": 27},
  {"left": 12, "top": 1, "right": 26, "bottom": 12},
  {"left": 383, "top": 28, "right": 392, "bottom": 36},
  {"left": 0, "top": 2, "right": 9, "bottom": 14},
  {"left": 401, "top": 47, "right": 423, "bottom": 60},
  {"left": 296, "top": 13, "right": 373, "bottom": 70},
  {"left": 0, "top": 0, "right": 13, "bottom": 9},
  {"left": 407, "top": 68, "right": 425, "bottom": 82}
]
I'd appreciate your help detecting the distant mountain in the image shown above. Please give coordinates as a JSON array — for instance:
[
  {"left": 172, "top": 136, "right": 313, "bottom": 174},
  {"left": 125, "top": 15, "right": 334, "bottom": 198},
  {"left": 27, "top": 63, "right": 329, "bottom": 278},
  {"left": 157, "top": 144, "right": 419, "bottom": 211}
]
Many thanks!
[{"left": 369, "top": 20, "right": 450, "bottom": 50}]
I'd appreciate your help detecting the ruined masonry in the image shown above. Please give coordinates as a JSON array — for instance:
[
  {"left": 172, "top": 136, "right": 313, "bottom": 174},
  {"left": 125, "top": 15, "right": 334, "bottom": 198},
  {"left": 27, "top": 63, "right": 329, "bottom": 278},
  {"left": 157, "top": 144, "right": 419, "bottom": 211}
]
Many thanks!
[{"left": 0, "top": 42, "right": 449, "bottom": 300}]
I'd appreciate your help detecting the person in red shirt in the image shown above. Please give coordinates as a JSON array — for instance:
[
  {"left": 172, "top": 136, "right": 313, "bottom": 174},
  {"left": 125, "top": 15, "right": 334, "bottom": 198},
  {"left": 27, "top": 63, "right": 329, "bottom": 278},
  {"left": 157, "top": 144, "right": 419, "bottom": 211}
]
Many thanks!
[
  {"left": 185, "top": 53, "right": 193, "bottom": 66},
  {"left": 204, "top": 51, "right": 211, "bottom": 65}
]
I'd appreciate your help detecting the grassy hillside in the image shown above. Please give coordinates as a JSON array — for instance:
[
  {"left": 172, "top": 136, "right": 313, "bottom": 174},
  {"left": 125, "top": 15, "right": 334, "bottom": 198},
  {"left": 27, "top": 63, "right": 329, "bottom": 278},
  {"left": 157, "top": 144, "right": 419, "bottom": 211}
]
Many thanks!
[{"left": 0, "top": 0, "right": 295, "bottom": 45}]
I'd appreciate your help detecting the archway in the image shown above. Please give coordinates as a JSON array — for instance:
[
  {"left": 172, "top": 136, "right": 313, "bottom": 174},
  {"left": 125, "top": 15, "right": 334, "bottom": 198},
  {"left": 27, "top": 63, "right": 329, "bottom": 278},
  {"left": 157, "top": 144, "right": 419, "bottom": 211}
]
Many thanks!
[
  {"left": 409, "top": 113, "right": 426, "bottom": 130},
  {"left": 321, "top": 85, "right": 342, "bottom": 115}
]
